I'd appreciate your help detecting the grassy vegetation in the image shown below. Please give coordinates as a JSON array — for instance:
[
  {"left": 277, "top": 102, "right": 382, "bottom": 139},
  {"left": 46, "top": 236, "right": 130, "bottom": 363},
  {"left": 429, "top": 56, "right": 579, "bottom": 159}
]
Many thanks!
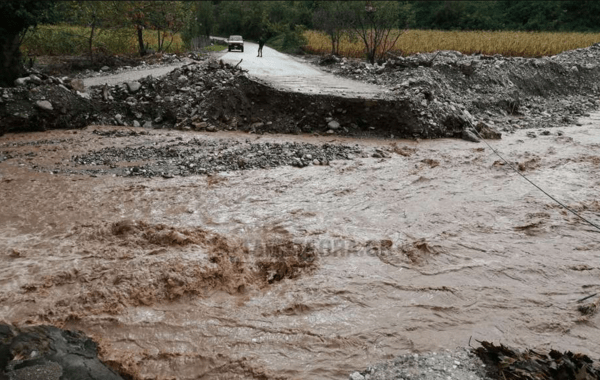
[
  {"left": 266, "top": 29, "right": 308, "bottom": 54},
  {"left": 21, "top": 24, "right": 185, "bottom": 56},
  {"left": 303, "top": 29, "right": 600, "bottom": 58},
  {"left": 201, "top": 44, "right": 227, "bottom": 52}
]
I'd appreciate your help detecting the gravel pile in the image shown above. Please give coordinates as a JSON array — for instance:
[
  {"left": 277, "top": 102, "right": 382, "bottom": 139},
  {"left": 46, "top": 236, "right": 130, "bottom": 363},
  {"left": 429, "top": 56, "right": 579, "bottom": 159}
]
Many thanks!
[
  {"left": 73, "top": 52, "right": 187, "bottom": 79},
  {"left": 68, "top": 137, "right": 366, "bottom": 177},
  {"left": 348, "top": 347, "right": 492, "bottom": 380},
  {"left": 315, "top": 42, "right": 600, "bottom": 132}
]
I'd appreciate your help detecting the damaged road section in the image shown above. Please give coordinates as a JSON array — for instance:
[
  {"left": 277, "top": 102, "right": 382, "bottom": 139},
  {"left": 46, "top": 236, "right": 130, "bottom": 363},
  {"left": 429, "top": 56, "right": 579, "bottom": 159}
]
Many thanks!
[
  {"left": 0, "top": 59, "right": 480, "bottom": 140},
  {"left": 317, "top": 42, "right": 600, "bottom": 132},
  {"left": 3, "top": 43, "right": 600, "bottom": 141}
]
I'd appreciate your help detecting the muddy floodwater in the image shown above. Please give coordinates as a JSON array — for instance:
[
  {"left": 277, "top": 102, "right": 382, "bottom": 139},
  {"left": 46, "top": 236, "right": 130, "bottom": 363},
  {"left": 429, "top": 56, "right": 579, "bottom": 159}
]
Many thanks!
[{"left": 1, "top": 117, "right": 600, "bottom": 379}]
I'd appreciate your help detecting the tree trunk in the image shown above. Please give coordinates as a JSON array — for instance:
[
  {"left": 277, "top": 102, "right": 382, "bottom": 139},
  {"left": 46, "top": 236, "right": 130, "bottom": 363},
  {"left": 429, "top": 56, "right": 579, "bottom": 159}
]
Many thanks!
[
  {"left": 0, "top": 33, "right": 25, "bottom": 87},
  {"left": 163, "top": 35, "right": 174, "bottom": 52},
  {"left": 137, "top": 25, "right": 146, "bottom": 56},
  {"left": 88, "top": 20, "right": 96, "bottom": 62},
  {"left": 331, "top": 35, "right": 335, "bottom": 55},
  {"left": 368, "top": 49, "right": 375, "bottom": 64}
]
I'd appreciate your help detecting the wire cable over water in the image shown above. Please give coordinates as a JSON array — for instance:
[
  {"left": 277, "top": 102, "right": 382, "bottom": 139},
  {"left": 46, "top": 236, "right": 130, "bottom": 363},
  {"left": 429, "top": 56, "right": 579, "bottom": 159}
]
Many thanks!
[{"left": 471, "top": 128, "right": 600, "bottom": 232}]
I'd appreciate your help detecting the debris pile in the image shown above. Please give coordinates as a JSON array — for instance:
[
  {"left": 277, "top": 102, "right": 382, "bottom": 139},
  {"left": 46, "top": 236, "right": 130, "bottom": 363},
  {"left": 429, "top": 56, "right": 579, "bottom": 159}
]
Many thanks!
[
  {"left": 316, "top": 42, "right": 600, "bottom": 132},
  {"left": 3, "top": 43, "right": 600, "bottom": 140},
  {"left": 348, "top": 347, "right": 491, "bottom": 380},
  {"left": 474, "top": 341, "right": 600, "bottom": 380},
  {"left": 0, "top": 58, "right": 488, "bottom": 141},
  {"left": 68, "top": 137, "right": 365, "bottom": 177}
]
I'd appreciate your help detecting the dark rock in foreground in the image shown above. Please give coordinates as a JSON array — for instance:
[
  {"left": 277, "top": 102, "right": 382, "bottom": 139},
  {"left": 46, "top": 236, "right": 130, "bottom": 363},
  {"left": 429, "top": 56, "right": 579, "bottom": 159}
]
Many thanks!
[
  {"left": 475, "top": 341, "right": 600, "bottom": 380},
  {"left": 0, "top": 324, "right": 123, "bottom": 380}
]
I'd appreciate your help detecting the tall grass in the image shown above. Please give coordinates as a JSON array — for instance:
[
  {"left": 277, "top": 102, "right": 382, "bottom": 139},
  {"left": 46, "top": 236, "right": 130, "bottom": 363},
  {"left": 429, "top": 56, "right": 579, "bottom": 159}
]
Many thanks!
[
  {"left": 304, "top": 29, "right": 600, "bottom": 58},
  {"left": 21, "top": 24, "right": 185, "bottom": 56}
]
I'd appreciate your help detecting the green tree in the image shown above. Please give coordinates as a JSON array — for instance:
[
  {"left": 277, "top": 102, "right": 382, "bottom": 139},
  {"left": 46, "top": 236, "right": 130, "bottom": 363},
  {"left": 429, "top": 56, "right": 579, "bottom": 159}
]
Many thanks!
[
  {"left": 343, "top": 1, "right": 402, "bottom": 64},
  {"left": 500, "top": 1, "right": 561, "bottom": 31},
  {"left": 559, "top": 0, "right": 600, "bottom": 32},
  {"left": 0, "top": 0, "right": 56, "bottom": 86},
  {"left": 312, "top": 1, "right": 350, "bottom": 55},
  {"left": 216, "top": 1, "right": 243, "bottom": 36},
  {"left": 146, "top": 1, "right": 186, "bottom": 51},
  {"left": 241, "top": 1, "right": 269, "bottom": 40},
  {"left": 195, "top": 1, "right": 216, "bottom": 38},
  {"left": 62, "top": 1, "right": 119, "bottom": 60}
]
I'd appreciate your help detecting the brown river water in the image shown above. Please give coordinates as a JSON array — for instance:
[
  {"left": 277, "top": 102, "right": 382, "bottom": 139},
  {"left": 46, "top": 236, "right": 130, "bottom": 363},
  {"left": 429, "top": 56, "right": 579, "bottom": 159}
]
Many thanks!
[{"left": 1, "top": 117, "right": 599, "bottom": 379}]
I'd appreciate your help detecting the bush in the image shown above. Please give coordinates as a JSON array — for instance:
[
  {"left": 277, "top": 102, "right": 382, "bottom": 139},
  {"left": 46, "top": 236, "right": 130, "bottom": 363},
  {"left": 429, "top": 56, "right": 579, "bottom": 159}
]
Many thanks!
[
  {"left": 267, "top": 25, "right": 307, "bottom": 54},
  {"left": 282, "top": 25, "right": 307, "bottom": 53},
  {"left": 21, "top": 24, "right": 186, "bottom": 56}
]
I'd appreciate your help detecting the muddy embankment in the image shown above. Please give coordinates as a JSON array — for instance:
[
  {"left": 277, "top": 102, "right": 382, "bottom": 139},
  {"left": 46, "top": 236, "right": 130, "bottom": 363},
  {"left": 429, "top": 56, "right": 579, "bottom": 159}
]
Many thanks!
[{"left": 2, "top": 43, "right": 600, "bottom": 140}]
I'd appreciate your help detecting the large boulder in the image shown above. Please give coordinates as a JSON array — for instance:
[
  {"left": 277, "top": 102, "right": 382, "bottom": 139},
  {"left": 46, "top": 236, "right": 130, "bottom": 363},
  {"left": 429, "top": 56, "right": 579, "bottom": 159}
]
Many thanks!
[{"left": 0, "top": 324, "right": 123, "bottom": 380}]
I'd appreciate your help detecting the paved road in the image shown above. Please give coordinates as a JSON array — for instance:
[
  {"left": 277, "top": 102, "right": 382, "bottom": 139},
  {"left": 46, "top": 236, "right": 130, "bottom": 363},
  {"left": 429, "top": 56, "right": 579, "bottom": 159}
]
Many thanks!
[
  {"left": 220, "top": 41, "right": 385, "bottom": 98},
  {"left": 82, "top": 39, "right": 385, "bottom": 99}
]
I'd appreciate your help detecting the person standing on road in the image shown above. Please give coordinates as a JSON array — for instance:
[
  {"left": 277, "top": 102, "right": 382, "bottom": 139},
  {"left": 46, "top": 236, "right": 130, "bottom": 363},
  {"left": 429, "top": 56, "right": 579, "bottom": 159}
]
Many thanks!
[{"left": 257, "top": 37, "right": 265, "bottom": 57}]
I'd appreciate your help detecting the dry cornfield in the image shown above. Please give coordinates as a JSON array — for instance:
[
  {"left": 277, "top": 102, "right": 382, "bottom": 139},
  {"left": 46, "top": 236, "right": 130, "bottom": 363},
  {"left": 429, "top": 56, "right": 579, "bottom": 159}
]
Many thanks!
[{"left": 303, "top": 29, "right": 600, "bottom": 58}]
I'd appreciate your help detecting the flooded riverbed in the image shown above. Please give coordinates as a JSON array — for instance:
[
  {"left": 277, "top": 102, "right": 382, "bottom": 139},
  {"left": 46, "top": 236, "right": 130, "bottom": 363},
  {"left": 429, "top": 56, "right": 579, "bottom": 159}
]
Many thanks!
[{"left": 1, "top": 119, "right": 599, "bottom": 379}]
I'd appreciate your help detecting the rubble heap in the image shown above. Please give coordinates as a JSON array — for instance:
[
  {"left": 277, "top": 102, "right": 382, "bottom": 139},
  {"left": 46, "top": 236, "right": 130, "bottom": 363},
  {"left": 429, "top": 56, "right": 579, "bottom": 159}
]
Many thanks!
[
  {"left": 475, "top": 341, "right": 600, "bottom": 380},
  {"left": 317, "top": 42, "right": 600, "bottom": 132},
  {"left": 2, "top": 43, "right": 600, "bottom": 140}
]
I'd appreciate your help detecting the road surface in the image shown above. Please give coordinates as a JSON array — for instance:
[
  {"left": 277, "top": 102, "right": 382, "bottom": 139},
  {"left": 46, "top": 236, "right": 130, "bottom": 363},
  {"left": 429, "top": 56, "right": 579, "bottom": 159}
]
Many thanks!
[
  {"left": 81, "top": 39, "right": 385, "bottom": 99},
  {"left": 220, "top": 41, "right": 385, "bottom": 98}
]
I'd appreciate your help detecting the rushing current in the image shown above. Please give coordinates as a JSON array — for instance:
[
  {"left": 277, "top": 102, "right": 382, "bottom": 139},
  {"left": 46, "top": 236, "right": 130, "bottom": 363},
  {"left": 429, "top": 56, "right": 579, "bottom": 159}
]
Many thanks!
[{"left": 1, "top": 115, "right": 599, "bottom": 379}]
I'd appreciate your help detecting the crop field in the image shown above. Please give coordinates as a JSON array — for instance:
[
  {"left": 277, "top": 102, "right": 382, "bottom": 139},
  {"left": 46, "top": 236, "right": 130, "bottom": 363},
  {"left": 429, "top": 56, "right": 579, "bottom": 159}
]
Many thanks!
[
  {"left": 21, "top": 24, "right": 185, "bottom": 56},
  {"left": 303, "top": 29, "right": 600, "bottom": 58}
]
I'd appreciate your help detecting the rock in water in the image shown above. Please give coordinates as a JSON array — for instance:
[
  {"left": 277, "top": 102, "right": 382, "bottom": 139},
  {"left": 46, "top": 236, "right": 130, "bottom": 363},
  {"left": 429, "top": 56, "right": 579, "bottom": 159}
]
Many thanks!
[
  {"left": 462, "top": 128, "right": 481, "bottom": 143},
  {"left": 475, "top": 121, "right": 502, "bottom": 139},
  {"left": 0, "top": 324, "right": 124, "bottom": 380}
]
